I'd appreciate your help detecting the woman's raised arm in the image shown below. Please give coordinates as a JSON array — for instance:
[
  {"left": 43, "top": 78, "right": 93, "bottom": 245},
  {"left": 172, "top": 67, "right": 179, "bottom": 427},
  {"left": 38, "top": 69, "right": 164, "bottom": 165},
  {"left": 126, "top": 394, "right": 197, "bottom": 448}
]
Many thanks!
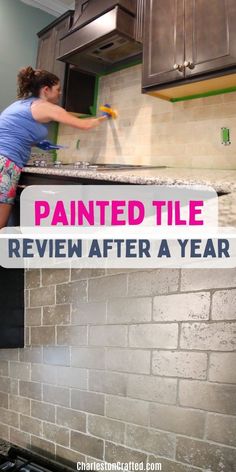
[{"left": 31, "top": 100, "right": 107, "bottom": 130}]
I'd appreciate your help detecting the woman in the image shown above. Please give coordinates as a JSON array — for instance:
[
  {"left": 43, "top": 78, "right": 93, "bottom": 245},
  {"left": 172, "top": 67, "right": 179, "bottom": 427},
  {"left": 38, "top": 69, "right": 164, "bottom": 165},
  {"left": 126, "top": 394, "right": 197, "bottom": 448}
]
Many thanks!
[{"left": 0, "top": 66, "right": 108, "bottom": 228}]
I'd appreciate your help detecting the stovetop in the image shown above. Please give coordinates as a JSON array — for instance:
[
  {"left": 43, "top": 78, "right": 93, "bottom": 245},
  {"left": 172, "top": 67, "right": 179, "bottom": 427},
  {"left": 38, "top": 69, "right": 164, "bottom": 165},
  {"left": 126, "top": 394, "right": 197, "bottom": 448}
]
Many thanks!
[
  {"left": 26, "top": 160, "right": 166, "bottom": 171},
  {"left": 0, "top": 447, "right": 75, "bottom": 471}
]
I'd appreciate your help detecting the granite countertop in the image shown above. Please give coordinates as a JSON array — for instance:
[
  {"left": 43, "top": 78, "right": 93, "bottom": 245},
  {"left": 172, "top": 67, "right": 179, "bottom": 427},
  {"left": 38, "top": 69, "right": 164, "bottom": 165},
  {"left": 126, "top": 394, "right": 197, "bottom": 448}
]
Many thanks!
[
  {"left": 22, "top": 166, "right": 236, "bottom": 227},
  {"left": 22, "top": 166, "right": 236, "bottom": 193}
]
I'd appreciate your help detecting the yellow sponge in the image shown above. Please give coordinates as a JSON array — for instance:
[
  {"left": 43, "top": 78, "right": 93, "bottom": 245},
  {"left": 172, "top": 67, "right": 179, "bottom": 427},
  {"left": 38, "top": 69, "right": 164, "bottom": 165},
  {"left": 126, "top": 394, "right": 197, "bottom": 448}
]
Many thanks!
[{"left": 99, "top": 105, "right": 118, "bottom": 119}]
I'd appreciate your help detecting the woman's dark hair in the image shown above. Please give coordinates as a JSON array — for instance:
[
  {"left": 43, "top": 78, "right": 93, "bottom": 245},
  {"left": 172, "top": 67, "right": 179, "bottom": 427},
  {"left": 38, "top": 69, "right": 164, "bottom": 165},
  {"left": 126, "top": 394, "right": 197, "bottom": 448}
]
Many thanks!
[{"left": 17, "top": 66, "right": 60, "bottom": 99}]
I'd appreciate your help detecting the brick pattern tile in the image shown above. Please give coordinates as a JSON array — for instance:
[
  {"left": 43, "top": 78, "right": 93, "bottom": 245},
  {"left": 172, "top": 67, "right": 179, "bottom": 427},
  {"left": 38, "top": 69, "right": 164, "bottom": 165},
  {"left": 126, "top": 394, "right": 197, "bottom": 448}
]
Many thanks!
[{"left": 0, "top": 266, "right": 235, "bottom": 472}]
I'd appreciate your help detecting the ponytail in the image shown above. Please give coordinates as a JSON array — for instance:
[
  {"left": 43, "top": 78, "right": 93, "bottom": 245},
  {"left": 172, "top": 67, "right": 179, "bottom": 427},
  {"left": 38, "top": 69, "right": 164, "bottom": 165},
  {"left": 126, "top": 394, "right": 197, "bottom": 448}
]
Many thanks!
[{"left": 17, "top": 66, "right": 59, "bottom": 99}]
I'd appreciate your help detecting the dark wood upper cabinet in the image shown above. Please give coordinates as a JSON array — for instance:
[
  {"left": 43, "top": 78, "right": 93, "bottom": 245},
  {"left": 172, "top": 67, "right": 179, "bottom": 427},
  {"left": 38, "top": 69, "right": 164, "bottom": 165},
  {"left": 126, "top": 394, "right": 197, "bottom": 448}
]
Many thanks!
[
  {"left": 142, "top": 0, "right": 236, "bottom": 97},
  {"left": 142, "top": 0, "right": 185, "bottom": 87},
  {"left": 37, "top": 10, "right": 97, "bottom": 114},
  {"left": 37, "top": 11, "right": 74, "bottom": 106},
  {"left": 37, "top": 28, "right": 56, "bottom": 72},
  {"left": 53, "top": 15, "right": 74, "bottom": 88},
  {"left": 185, "top": 0, "right": 236, "bottom": 77}
]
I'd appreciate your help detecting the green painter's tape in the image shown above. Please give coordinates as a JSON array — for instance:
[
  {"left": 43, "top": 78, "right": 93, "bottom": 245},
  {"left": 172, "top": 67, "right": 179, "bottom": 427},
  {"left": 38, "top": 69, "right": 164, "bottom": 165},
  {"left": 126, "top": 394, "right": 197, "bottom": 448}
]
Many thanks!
[
  {"left": 171, "top": 85, "right": 236, "bottom": 102},
  {"left": 50, "top": 121, "right": 59, "bottom": 162}
]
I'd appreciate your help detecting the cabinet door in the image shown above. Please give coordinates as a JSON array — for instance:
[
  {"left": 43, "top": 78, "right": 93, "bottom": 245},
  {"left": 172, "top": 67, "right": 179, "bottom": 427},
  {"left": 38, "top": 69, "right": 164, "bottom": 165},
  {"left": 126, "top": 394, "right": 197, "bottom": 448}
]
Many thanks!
[
  {"left": 36, "top": 28, "right": 55, "bottom": 72},
  {"left": 37, "top": 13, "right": 73, "bottom": 106},
  {"left": 142, "top": 0, "right": 185, "bottom": 88},
  {"left": 53, "top": 16, "right": 71, "bottom": 104},
  {"left": 185, "top": 0, "right": 236, "bottom": 77}
]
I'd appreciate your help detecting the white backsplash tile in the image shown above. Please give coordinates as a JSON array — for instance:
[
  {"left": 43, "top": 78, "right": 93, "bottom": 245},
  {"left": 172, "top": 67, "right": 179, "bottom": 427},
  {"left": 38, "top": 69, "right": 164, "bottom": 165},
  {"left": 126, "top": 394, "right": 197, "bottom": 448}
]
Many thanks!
[{"left": 57, "top": 64, "right": 236, "bottom": 169}]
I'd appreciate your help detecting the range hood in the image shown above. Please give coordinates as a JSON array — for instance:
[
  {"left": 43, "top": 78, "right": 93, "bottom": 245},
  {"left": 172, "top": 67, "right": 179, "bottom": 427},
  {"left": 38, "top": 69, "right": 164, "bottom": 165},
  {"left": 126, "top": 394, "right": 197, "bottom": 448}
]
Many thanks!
[{"left": 58, "top": 0, "right": 144, "bottom": 75}]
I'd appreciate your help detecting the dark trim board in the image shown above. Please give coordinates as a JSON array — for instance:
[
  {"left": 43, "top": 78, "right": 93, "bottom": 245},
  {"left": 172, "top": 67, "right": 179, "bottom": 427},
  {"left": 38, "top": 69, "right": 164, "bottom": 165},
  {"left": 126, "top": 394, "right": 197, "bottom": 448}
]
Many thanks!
[{"left": 0, "top": 267, "right": 24, "bottom": 348}]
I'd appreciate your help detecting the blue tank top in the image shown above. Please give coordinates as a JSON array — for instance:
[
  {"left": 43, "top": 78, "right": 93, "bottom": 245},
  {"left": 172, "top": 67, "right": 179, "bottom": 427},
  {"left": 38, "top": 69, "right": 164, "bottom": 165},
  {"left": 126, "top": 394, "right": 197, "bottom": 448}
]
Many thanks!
[{"left": 0, "top": 97, "right": 48, "bottom": 168}]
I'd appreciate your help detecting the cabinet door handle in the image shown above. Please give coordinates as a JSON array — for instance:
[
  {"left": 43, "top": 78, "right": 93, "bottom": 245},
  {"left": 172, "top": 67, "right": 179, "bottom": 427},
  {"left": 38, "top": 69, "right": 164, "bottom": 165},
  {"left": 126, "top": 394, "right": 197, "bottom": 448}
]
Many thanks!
[
  {"left": 184, "top": 61, "right": 195, "bottom": 69},
  {"left": 173, "top": 63, "right": 185, "bottom": 72}
]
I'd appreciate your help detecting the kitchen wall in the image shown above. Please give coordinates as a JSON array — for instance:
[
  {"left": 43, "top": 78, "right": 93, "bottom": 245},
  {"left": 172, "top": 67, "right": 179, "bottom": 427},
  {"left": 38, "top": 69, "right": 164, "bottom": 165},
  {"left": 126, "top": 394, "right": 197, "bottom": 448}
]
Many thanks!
[
  {"left": 0, "top": 268, "right": 236, "bottom": 471},
  {"left": 0, "top": 0, "right": 54, "bottom": 111},
  {"left": 58, "top": 64, "right": 236, "bottom": 169}
]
